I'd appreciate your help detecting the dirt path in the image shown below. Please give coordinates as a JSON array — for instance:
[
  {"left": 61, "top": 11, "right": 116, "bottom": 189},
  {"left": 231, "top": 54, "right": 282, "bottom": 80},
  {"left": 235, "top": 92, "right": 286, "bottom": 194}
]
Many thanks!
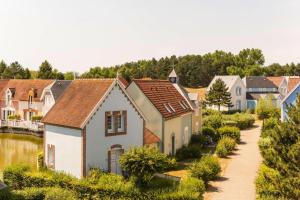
[{"left": 205, "top": 122, "right": 262, "bottom": 200}]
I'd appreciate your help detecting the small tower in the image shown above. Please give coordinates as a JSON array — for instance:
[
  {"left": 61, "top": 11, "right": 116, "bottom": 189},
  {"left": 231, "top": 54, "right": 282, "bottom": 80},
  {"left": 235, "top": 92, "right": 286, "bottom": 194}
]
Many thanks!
[{"left": 168, "top": 68, "right": 178, "bottom": 84}]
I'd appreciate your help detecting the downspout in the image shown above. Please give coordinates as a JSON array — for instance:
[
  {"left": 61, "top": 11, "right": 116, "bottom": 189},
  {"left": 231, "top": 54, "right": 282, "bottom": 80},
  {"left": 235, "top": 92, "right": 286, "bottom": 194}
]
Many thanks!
[{"left": 161, "top": 120, "right": 165, "bottom": 153}]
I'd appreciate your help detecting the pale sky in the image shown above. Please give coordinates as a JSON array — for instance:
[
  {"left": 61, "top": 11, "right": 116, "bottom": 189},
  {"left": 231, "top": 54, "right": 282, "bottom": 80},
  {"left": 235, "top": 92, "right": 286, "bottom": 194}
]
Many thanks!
[{"left": 0, "top": 0, "right": 299, "bottom": 73}]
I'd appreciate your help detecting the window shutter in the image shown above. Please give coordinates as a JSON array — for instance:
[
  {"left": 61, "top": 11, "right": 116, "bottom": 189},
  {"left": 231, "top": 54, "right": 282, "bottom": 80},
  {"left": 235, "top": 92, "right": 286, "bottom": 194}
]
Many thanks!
[
  {"left": 122, "top": 110, "right": 127, "bottom": 133},
  {"left": 105, "top": 112, "right": 108, "bottom": 135}
]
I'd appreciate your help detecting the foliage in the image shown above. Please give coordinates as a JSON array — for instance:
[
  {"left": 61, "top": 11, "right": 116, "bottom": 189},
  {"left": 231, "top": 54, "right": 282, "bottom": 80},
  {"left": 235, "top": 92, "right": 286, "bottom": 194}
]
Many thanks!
[
  {"left": 262, "top": 117, "right": 279, "bottom": 131},
  {"left": 256, "top": 95, "right": 300, "bottom": 200},
  {"left": 205, "top": 78, "right": 233, "bottom": 111},
  {"left": 37, "top": 152, "right": 44, "bottom": 170},
  {"left": 176, "top": 144, "right": 202, "bottom": 161},
  {"left": 203, "top": 114, "right": 222, "bottom": 129},
  {"left": 201, "top": 126, "right": 217, "bottom": 142},
  {"left": 31, "top": 115, "right": 43, "bottom": 121},
  {"left": 217, "top": 126, "right": 240, "bottom": 142},
  {"left": 119, "top": 146, "right": 176, "bottom": 185},
  {"left": 222, "top": 113, "right": 255, "bottom": 129},
  {"left": 179, "top": 176, "right": 205, "bottom": 196},
  {"left": 189, "top": 155, "right": 221, "bottom": 184},
  {"left": 256, "top": 97, "right": 279, "bottom": 121},
  {"left": 216, "top": 137, "right": 236, "bottom": 158},
  {"left": 8, "top": 114, "right": 21, "bottom": 120},
  {"left": 190, "top": 134, "right": 208, "bottom": 146}
]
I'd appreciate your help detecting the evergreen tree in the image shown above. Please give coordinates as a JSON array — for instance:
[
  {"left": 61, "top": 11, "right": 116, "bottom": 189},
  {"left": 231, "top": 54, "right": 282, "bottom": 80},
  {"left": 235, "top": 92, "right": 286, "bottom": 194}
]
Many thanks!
[
  {"left": 205, "top": 78, "right": 233, "bottom": 111},
  {"left": 37, "top": 60, "right": 53, "bottom": 79}
]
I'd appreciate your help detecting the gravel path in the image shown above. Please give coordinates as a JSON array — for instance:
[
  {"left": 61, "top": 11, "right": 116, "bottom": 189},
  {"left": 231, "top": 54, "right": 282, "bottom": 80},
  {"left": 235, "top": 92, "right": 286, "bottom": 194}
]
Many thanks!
[{"left": 205, "top": 122, "right": 262, "bottom": 200}]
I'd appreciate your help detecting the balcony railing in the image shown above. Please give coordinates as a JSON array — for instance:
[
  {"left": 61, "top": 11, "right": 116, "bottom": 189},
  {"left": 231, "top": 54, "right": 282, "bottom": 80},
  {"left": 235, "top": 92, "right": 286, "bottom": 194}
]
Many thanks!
[{"left": 0, "top": 120, "right": 44, "bottom": 131}]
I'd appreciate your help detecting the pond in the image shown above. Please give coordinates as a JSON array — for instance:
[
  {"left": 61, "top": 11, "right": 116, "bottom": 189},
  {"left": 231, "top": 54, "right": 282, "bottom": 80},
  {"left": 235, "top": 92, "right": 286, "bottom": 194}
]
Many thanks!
[{"left": 0, "top": 133, "right": 43, "bottom": 172}]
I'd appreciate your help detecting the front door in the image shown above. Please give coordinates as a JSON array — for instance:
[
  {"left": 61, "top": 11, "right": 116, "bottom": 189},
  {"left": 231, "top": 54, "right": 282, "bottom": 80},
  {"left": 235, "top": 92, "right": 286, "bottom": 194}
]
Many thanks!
[{"left": 110, "top": 148, "right": 123, "bottom": 174}]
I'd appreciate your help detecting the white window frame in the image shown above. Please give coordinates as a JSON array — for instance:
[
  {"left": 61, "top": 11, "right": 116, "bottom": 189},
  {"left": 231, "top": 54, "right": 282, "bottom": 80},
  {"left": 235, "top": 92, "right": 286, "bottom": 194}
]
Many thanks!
[{"left": 107, "top": 112, "right": 114, "bottom": 133}]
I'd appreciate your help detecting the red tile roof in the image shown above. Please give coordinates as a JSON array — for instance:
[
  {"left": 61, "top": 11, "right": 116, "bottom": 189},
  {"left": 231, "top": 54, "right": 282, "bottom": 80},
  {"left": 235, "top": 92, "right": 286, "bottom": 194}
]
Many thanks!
[
  {"left": 133, "top": 80, "right": 192, "bottom": 120},
  {"left": 143, "top": 128, "right": 160, "bottom": 144},
  {"left": 0, "top": 79, "right": 53, "bottom": 101},
  {"left": 118, "top": 77, "right": 129, "bottom": 88},
  {"left": 267, "top": 77, "right": 284, "bottom": 87},
  {"left": 288, "top": 77, "right": 300, "bottom": 93},
  {"left": 43, "top": 79, "right": 114, "bottom": 128}
]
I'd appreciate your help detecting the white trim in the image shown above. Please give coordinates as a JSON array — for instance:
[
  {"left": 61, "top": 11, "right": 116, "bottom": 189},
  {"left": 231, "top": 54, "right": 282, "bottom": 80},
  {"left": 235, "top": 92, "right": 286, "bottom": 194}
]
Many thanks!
[
  {"left": 40, "top": 82, "right": 55, "bottom": 101},
  {"left": 80, "top": 79, "right": 147, "bottom": 129},
  {"left": 281, "top": 82, "right": 300, "bottom": 105}
]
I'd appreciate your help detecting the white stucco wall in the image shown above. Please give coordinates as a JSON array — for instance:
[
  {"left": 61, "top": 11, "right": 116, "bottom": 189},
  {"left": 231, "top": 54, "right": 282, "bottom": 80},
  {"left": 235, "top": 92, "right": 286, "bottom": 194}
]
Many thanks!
[
  {"left": 42, "top": 93, "right": 55, "bottom": 116},
  {"left": 44, "top": 124, "right": 82, "bottom": 178},
  {"left": 229, "top": 78, "right": 247, "bottom": 111},
  {"left": 164, "top": 113, "right": 192, "bottom": 155},
  {"left": 85, "top": 85, "right": 144, "bottom": 172},
  {"left": 126, "top": 82, "right": 163, "bottom": 138}
]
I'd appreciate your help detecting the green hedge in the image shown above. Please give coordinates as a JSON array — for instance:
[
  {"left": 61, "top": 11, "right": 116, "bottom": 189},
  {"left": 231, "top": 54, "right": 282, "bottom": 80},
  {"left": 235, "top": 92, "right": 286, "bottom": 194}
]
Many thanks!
[
  {"left": 222, "top": 113, "right": 255, "bottom": 130},
  {"left": 215, "top": 137, "right": 236, "bottom": 158},
  {"left": 217, "top": 126, "right": 241, "bottom": 142},
  {"left": 203, "top": 115, "right": 222, "bottom": 129},
  {"left": 190, "top": 155, "right": 221, "bottom": 184},
  {"left": 176, "top": 144, "right": 202, "bottom": 161}
]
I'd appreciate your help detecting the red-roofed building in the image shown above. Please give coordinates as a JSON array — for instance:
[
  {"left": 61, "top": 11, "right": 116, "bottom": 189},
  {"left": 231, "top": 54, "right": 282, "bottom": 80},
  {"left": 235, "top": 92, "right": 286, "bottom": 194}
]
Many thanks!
[{"left": 126, "top": 79, "right": 193, "bottom": 155}]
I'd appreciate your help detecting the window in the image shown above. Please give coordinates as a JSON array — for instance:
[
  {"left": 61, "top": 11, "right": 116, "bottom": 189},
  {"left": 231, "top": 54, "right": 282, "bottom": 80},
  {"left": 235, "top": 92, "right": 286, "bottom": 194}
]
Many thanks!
[
  {"left": 29, "top": 95, "right": 33, "bottom": 105},
  {"left": 236, "top": 87, "right": 241, "bottom": 96},
  {"left": 105, "top": 111, "right": 127, "bottom": 136},
  {"left": 47, "top": 144, "right": 55, "bottom": 169},
  {"left": 179, "top": 101, "right": 186, "bottom": 109}
]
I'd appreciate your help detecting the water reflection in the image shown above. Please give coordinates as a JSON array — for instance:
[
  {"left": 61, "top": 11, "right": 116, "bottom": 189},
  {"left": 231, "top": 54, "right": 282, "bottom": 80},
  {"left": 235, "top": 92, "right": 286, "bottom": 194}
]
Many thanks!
[{"left": 0, "top": 134, "right": 43, "bottom": 171}]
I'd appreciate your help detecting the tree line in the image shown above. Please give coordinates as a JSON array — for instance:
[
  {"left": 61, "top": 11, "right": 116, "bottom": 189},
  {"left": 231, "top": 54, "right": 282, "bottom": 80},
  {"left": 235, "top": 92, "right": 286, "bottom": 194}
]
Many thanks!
[{"left": 1, "top": 48, "right": 300, "bottom": 87}]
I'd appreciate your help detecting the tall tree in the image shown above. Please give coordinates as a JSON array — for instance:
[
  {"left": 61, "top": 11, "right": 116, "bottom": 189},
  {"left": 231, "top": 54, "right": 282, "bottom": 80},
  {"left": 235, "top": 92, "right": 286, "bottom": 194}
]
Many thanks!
[
  {"left": 205, "top": 78, "right": 233, "bottom": 111},
  {"left": 37, "top": 60, "right": 53, "bottom": 79}
]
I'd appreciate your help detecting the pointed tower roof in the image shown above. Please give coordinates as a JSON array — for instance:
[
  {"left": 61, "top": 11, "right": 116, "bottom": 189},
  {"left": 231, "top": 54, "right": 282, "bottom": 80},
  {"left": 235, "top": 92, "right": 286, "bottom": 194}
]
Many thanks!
[{"left": 168, "top": 68, "right": 177, "bottom": 78}]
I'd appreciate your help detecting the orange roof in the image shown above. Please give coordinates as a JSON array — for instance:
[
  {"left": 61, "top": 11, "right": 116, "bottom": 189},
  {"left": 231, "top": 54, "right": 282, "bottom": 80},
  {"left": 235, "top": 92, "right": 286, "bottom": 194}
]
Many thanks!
[
  {"left": 43, "top": 79, "right": 114, "bottom": 129},
  {"left": 143, "top": 128, "right": 160, "bottom": 144},
  {"left": 1, "top": 79, "right": 53, "bottom": 101},
  {"left": 267, "top": 77, "right": 284, "bottom": 87},
  {"left": 288, "top": 77, "right": 300, "bottom": 93},
  {"left": 133, "top": 80, "right": 192, "bottom": 120},
  {"left": 118, "top": 77, "right": 129, "bottom": 88},
  {"left": 185, "top": 87, "right": 206, "bottom": 100}
]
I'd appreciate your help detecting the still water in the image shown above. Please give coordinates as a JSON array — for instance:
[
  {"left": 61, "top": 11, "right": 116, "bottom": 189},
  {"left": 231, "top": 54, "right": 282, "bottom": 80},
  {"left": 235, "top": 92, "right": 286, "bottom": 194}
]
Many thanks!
[{"left": 0, "top": 134, "right": 43, "bottom": 171}]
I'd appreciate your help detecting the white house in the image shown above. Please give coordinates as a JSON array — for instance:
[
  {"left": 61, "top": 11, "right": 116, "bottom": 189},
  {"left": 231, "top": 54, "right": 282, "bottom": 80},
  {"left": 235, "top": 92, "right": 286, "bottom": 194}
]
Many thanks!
[
  {"left": 126, "top": 79, "right": 193, "bottom": 155},
  {"left": 207, "top": 76, "right": 247, "bottom": 111},
  {"left": 40, "top": 80, "right": 72, "bottom": 116},
  {"left": 43, "top": 79, "right": 158, "bottom": 178}
]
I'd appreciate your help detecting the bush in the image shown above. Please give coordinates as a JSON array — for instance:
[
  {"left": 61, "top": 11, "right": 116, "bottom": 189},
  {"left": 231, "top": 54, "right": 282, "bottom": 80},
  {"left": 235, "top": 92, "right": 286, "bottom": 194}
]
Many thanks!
[
  {"left": 218, "top": 126, "right": 240, "bottom": 142},
  {"left": 8, "top": 114, "right": 21, "bottom": 120},
  {"left": 255, "top": 164, "right": 283, "bottom": 200},
  {"left": 263, "top": 117, "right": 279, "bottom": 131},
  {"left": 223, "top": 113, "right": 255, "bottom": 130},
  {"left": 190, "top": 155, "right": 221, "bottom": 184},
  {"left": 203, "top": 114, "right": 222, "bottom": 129},
  {"left": 31, "top": 115, "right": 43, "bottom": 121},
  {"left": 119, "top": 146, "right": 176, "bottom": 185},
  {"left": 190, "top": 134, "right": 207, "bottom": 146},
  {"left": 176, "top": 144, "right": 202, "bottom": 161},
  {"left": 223, "top": 120, "right": 237, "bottom": 127},
  {"left": 3, "top": 164, "right": 30, "bottom": 189},
  {"left": 216, "top": 137, "right": 236, "bottom": 158},
  {"left": 37, "top": 152, "right": 44, "bottom": 170},
  {"left": 44, "top": 187, "right": 77, "bottom": 200},
  {"left": 201, "top": 126, "right": 217, "bottom": 142}
]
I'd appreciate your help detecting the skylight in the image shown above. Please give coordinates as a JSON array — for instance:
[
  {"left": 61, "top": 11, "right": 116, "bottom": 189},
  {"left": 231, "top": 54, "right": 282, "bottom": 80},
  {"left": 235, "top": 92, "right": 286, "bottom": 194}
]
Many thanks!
[
  {"left": 164, "top": 103, "right": 172, "bottom": 113},
  {"left": 168, "top": 103, "right": 176, "bottom": 112},
  {"left": 179, "top": 101, "right": 186, "bottom": 109}
]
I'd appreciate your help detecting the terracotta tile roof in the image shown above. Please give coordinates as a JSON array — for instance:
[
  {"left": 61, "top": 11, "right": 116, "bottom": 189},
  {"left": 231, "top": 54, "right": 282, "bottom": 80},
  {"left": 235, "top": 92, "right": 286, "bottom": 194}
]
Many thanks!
[
  {"left": 267, "top": 77, "right": 284, "bottom": 87},
  {"left": 118, "top": 77, "right": 129, "bottom": 88},
  {"left": 0, "top": 79, "right": 53, "bottom": 101},
  {"left": 43, "top": 79, "right": 114, "bottom": 129},
  {"left": 133, "top": 80, "right": 192, "bottom": 120},
  {"left": 143, "top": 128, "right": 160, "bottom": 144},
  {"left": 287, "top": 77, "right": 300, "bottom": 93}
]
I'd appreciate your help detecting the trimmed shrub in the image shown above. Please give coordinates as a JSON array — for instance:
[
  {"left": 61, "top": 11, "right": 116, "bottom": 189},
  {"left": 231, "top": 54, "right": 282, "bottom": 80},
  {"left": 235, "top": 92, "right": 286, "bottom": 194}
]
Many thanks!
[
  {"left": 223, "top": 113, "right": 255, "bottom": 130},
  {"left": 216, "top": 137, "right": 236, "bottom": 158},
  {"left": 223, "top": 120, "right": 237, "bottom": 127},
  {"left": 8, "top": 114, "right": 21, "bottom": 120},
  {"left": 176, "top": 144, "right": 202, "bottom": 161},
  {"left": 190, "top": 134, "right": 207, "bottom": 146},
  {"left": 44, "top": 187, "right": 77, "bottom": 200},
  {"left": 179, "top": 176, "right": 205, "bottom": 194},
  {"left": 263, "top": 117, "right": 279, "bottom": 131},
  {"left": 3, "top": 164, "right": 30, "bottom": 189},
  {"left": 201, "top": 126, "right": 217, "bottom": 142},
  {"left": 255, "top": 164, "right": 282, "bottom": 200},
  {"left": 190, "top": 155, "right": 221, "bottom": 184},
  {"left": 14, "top": 187, "right": 46, "bottom": 200},
  {"left": 217, "top": 126, "right": 240, "bottom": 142},
  {"left": 31, "top": 115, "right": 43, "bottom": 121},
  {"left": 203, "top": 114, "right": 222, "bottom": 129}
]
